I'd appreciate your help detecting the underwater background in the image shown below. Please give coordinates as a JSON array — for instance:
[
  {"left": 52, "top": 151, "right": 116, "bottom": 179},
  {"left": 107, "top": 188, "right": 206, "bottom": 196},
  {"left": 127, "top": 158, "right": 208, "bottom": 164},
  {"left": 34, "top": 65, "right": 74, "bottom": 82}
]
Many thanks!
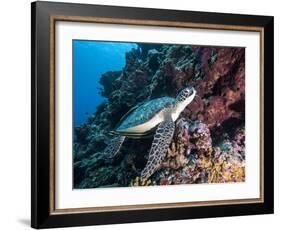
[
  {"left": 73, "top": 41, "right": 245, "bottom": 188},
  {"left": 73, "top": 40, "right": 137, "bottom": 126}
]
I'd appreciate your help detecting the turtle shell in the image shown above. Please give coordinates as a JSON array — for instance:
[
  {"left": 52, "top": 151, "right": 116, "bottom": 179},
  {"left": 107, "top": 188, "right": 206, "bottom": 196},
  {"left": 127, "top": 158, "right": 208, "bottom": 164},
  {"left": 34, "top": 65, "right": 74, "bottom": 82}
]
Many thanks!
[{"left": 115, "top": 96, "right": 175, "bottom": 133}]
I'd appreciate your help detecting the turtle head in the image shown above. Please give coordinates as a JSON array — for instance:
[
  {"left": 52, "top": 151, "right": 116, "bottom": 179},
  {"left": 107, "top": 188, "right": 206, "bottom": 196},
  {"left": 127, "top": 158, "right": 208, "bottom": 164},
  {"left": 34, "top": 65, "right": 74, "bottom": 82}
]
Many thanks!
[
  {"left": 171, "top": 86, "right": 196, "bottom": 120},
  {"left": 176, "top": 86, "right": 196, "bottom": 105}
]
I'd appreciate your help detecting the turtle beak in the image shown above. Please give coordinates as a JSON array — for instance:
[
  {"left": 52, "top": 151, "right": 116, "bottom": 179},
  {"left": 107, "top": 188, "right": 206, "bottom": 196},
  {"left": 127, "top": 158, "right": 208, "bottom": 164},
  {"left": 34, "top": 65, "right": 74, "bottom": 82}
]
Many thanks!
[{"left": 193, "top": 88, "right": 197, "bottom": 96}]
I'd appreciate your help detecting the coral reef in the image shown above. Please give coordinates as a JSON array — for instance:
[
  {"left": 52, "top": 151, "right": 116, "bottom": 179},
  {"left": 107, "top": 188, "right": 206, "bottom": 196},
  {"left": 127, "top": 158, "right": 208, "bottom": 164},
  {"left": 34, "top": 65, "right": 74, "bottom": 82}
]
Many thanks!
[
  {"left": 74, "top": 43, "right": 245, "bottom": 188},
  {"left": 149, "top": 119, "right": 245, "bottom": 185}
]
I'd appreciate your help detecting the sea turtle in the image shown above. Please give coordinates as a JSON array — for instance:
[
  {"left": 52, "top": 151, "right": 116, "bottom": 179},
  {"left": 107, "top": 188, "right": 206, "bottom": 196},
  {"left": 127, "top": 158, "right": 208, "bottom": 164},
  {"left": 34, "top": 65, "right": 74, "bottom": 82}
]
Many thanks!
[{"left": 104, "top": 86, "right": 196, "bottom": 179}]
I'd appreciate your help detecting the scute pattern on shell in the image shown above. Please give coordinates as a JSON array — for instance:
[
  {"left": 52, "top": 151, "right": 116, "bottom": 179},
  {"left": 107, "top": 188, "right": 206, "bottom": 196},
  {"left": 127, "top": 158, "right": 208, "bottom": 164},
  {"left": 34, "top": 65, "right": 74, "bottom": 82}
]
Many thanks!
[{"left": 117, "top": 96, "right": 175, "bottom": 131}]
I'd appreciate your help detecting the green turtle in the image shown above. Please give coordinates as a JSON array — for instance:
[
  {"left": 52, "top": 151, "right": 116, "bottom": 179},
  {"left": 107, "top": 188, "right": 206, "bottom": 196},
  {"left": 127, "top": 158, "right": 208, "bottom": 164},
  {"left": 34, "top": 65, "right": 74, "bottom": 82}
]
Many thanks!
[{"left": 104, "top": 86, "right": 196, "bottom": 179}]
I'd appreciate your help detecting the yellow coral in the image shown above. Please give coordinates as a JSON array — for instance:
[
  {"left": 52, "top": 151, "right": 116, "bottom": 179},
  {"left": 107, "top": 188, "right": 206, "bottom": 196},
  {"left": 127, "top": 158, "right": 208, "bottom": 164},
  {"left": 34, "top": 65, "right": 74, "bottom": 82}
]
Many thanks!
[
  {"left": 129, "top": 177, "right": 152, "bottom": 187},
  {"left": 231, "top": 166, "right": 245, "bottom": 182},
  {"left": 208, "top": 154, "right": 245, "bottom": 183},
  {"left": 208, "top": 161, "right": 223, "bottom": 183},
  {"left": 198, "top": 155, "right": 213, "bottom": 169}
]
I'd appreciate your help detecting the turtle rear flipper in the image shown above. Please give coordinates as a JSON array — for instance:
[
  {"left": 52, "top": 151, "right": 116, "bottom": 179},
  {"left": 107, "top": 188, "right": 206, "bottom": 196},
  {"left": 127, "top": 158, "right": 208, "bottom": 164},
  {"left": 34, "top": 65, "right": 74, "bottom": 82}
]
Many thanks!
[
  {"left": 141, "top": 117, "right": 175, "bottom": 179},
  {"left": 104, "top": 136, "right": 125, "bottom": 158}
]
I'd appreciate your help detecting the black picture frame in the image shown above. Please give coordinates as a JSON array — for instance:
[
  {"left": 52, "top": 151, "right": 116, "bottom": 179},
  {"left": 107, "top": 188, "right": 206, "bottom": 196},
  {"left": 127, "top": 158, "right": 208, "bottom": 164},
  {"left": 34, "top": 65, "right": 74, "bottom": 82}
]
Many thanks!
[{"left": 31, "top": 1, "right": 274, "bottom": 228}]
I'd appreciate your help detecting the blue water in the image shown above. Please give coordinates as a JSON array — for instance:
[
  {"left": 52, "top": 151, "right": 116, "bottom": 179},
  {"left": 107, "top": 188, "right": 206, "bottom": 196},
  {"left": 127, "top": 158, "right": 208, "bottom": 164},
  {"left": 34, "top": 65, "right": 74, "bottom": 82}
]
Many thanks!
[{"left": 73, "top": 40, "right": 137, "bottom": 126}]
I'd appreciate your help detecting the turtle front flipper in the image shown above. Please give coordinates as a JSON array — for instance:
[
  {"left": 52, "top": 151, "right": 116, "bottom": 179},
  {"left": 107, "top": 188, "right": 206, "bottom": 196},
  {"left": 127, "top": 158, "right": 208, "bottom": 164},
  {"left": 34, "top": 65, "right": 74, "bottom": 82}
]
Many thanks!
[
  {"left": 104, "top": 136, "right": 125, "bottom": 158},
  {"left": 141, "top": 117, "right": 175, "bottom": 179}
]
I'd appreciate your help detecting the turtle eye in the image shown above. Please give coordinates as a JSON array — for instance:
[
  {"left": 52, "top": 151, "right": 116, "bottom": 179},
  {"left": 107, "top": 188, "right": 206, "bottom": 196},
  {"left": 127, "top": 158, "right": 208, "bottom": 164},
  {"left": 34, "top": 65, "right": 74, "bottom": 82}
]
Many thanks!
[
  {"left": 184, "top": 88, "right": 191, "bottom": 97},
  {"left": 177, "top": 87, "right": 193, "bottom": 102}
]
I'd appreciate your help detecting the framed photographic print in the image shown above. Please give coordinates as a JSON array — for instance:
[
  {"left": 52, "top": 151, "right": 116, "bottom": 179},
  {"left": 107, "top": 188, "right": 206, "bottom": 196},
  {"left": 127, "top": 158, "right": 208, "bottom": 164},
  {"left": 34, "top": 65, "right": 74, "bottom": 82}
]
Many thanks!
[{"left": 31, "top": 1, "right": 274, "bottom": 228}]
